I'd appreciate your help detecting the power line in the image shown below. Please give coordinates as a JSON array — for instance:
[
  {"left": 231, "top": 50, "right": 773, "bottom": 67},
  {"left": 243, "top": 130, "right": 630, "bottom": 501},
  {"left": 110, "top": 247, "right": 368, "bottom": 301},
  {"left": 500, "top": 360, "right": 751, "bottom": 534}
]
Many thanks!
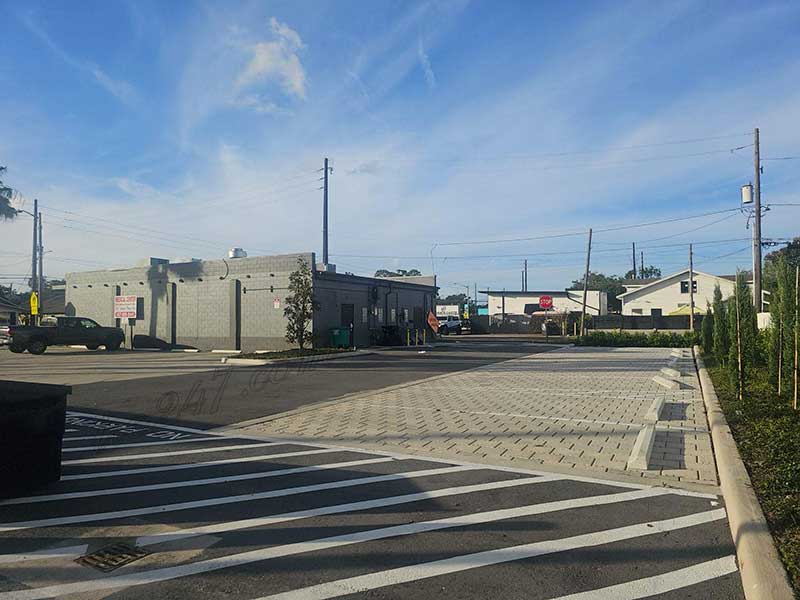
[
  {"left": 436, "top": 207, "right": 743, "bottom": 247},
  {"left": 339, "top": 133, "right": 752, "bottom": 165}
]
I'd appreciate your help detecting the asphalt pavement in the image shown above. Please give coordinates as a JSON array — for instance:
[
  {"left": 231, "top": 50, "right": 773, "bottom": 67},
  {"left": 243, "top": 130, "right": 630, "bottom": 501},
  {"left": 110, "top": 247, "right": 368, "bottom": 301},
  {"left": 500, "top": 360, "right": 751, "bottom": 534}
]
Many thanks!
[
  {"left": 0, "top": 411, "right": 743, "bottom": 599},
  {"left": 56, "top": 341, "right": 551, "bottom": 429}
]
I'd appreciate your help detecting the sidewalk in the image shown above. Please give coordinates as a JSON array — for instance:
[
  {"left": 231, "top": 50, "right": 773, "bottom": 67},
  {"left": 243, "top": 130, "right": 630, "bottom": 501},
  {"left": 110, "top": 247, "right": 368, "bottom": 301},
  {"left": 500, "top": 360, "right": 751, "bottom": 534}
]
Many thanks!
[{"left": 243, "top": 346, "right": 718, "bottom": 488}]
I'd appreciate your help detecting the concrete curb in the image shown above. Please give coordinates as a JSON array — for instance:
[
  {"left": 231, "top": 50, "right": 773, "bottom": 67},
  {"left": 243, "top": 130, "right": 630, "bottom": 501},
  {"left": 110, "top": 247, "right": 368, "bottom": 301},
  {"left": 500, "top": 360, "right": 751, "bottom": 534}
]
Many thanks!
[
  {"left": 693, "top": 345, "right": 794, "bottom": 600},
  {"left": 221, "top": 350, "right": 374, "bottom": 366},
  {"left": 626, "top": 424, "right": 656, "bottom": 470}
]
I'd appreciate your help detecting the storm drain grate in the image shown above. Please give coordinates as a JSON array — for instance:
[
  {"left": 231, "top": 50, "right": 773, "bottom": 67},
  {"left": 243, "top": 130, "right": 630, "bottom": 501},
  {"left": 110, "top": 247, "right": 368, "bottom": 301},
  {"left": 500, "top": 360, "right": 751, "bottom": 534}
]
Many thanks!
[{"left": 76, "top": 543, "right": 150, "bottom": 572}]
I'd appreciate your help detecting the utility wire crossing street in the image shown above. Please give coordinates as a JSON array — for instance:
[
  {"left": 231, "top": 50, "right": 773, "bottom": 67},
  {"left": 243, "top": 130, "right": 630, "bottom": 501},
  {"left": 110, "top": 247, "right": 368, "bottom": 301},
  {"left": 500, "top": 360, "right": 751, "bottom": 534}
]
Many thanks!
[{"left": 0, "top": 412, "right": 744, "bottom": 599}]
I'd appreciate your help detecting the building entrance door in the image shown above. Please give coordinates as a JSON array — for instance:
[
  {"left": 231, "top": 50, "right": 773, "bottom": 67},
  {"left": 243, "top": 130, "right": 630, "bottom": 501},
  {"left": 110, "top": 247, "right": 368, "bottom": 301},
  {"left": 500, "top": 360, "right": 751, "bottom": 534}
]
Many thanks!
[{"left": 341, "top": 303, "right": 355, "bottom": 348}]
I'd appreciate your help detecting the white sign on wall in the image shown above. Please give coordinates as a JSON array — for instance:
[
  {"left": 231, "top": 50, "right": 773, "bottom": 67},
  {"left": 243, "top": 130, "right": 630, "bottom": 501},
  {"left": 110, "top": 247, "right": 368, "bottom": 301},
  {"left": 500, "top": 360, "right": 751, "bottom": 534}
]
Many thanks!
[
  {"left": 273, "top": 297, "right": 281, "bottom": 309},
  {"left": 114, "top": 295, "right": 137, "bottom": 319}
]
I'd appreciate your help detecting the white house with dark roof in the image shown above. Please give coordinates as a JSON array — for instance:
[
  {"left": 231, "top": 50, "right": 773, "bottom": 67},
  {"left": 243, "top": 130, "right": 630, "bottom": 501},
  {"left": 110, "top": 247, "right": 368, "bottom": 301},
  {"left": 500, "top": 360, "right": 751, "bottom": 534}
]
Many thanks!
[{"left": 617, "top": 269, "right": 753, "bottom": 316}]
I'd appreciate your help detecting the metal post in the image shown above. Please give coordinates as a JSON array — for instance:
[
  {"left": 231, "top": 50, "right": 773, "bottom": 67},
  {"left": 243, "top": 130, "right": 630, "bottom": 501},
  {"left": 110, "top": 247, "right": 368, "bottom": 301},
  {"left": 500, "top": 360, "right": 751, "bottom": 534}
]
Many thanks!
[
  {"left": 753, "top": 128, "right": 762, "bottom": 311},
  {"left": 524, "top": 259, "right": 528, "bottom": 291},
  {"left": 580, "top": 228, "right": 593, "bottom": 336},
  {"left": 794, "top": 265, "right": 798, "bottom": 410},
  {"left": 31, "top": 198, "right": 38, "bottom": 296},
  {"left": 322, "top": 157, "right": 329, "bottom": 265},
  {"left": 689, "top": 244, "right": 695, "bottom": 331}
]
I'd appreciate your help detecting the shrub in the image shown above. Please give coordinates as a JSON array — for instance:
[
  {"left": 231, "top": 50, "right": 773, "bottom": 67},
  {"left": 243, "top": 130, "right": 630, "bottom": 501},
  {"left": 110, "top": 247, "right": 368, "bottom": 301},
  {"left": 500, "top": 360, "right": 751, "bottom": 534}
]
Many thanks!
[{"left": 576, "top": 330, "right": 698, "bottom": 347}]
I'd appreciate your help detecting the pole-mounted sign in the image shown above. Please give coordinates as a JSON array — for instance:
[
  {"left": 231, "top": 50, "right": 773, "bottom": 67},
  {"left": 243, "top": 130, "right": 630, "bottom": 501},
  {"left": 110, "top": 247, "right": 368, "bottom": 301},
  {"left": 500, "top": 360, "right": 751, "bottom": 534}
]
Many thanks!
[{"left": 539, "top": 295, "right": 553, "bottom": 310}]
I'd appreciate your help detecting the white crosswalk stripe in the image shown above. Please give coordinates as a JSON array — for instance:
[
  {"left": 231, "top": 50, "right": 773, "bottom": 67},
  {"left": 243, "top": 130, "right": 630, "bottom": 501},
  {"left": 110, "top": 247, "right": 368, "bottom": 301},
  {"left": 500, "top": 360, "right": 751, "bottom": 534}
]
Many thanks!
[{"left": 0, "top": 412, "right": 742, "bottom": 600}]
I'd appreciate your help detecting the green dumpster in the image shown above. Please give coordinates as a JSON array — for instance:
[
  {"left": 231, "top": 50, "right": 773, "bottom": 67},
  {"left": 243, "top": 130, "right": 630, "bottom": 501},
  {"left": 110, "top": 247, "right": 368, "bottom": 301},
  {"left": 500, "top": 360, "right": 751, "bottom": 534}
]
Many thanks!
[{"left": 330, "top": 328, "right": 351, "bottom": 348}]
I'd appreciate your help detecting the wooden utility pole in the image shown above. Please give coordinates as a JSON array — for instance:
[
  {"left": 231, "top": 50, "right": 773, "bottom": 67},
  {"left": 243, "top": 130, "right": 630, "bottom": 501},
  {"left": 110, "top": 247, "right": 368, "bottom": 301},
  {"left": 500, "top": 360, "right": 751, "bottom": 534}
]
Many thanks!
[
  {"left": 794, "top": 265, "right": 799, "bottom": 410},
  {"left": 753, "top": 128, "right": 763, "bottom": 311},
  {"left": 689, "top": 244, "right": 695, "bottom": 330},
  {"left": 735, "top": 277, "right": 744, "bottom": 402},
  {"left": 640, "top": 250, "right": 644, "bottom": 278},
  {"left": 38, "top": 215, "right": 44, "bottom": 305},
  {"left": 632, "top": 242, "right": 636, "bottom": 278},
  {"left": 580, "top": 228, "right": 593, "bottom": 337}
]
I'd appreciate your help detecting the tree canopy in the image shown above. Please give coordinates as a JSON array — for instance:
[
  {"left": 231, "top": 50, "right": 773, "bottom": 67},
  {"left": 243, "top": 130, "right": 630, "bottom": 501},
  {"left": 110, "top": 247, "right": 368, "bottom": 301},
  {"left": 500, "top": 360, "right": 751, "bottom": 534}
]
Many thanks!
[
  {"left": 374, "top": 268, "right": 422, "bottom": 278},
  {"left": 0, "top": 166, "right": 17, "bottom": 221},
  {"left": 764, "top": 237, "right": 800, "bottom": 291}
]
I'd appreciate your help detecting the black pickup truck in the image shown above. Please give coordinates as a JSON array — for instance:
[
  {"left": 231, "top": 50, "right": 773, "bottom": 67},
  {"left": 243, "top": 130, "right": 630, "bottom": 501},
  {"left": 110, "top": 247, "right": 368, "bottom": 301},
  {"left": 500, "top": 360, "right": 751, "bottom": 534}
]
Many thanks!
[{"left": 7, "top": 317, "right": 125, "bottom": 354}]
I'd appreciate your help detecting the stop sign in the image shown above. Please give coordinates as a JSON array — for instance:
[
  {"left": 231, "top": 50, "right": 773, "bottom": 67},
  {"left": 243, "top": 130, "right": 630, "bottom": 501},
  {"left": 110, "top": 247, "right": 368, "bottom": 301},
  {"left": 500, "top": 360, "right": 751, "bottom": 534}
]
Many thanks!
[{"left": 539, "top": 295, "right": 553, "bottom": 310}]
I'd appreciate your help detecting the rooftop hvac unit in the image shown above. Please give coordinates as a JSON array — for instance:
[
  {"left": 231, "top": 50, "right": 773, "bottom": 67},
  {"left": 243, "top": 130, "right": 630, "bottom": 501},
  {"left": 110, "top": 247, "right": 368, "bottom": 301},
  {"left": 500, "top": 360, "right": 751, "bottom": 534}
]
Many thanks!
[{"left": 228, "top": 248, "right": 248, "bottom": 259}]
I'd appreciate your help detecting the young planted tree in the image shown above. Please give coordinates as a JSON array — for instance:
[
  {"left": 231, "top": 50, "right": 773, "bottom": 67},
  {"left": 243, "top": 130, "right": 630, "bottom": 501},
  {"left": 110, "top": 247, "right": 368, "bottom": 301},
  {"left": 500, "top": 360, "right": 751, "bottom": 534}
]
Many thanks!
[
  {"left": 283, "top": 258, "right": 318, "bottom": 350},
  {"left": 767, "top": 256, "right": 792, "bottom": 394},
  {"left": 727, "top": 272, "right": 758, "bottom": 394},
  {"left": 701, "top": 303, "right": 714, "bottom": 355},
  {"left": 712, "top": 284, "right": 728, "bottom": 364}
]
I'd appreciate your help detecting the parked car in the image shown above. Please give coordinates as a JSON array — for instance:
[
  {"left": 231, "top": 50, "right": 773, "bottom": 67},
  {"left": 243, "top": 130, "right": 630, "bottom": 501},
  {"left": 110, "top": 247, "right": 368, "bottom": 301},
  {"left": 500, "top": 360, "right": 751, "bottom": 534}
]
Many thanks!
[
  {"left": 0, "top": 324, "right": 10, "bottom": 345},
  {"left": 6, "top": 316, "right": 125, "bottom": 354},
  {"left": 437, "top": 315, "right": 470, "bottom": 335}
]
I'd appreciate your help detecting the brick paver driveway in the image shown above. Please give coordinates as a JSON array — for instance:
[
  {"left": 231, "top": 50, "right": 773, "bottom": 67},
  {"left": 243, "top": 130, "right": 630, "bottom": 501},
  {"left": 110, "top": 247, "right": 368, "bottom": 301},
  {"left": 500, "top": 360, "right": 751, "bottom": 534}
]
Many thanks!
[{"left": 242, "top": 346, "right": 716, "bottom": 487}]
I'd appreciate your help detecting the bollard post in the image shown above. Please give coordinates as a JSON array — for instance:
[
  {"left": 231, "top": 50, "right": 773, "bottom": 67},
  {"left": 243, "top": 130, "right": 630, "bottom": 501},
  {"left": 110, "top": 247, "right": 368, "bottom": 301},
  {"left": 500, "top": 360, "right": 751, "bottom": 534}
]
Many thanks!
[{"left": 406, "top": 329, "right": 410, "bottom": 346}]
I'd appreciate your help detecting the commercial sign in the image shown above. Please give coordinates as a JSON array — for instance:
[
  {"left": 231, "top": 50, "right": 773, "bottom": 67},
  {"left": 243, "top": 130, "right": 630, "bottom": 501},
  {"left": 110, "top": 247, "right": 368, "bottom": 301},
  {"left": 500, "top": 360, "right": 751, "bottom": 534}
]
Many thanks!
[
  {"left": 435, "top": 304, "right": 460, "bottom": 317},
  {"left": 29, "top": 291, "right": 39, "bottom": 316},
  {"left": 114, "top": 295, "right": 137, "bottom": 319},
  {"left": 539, "top": 295, "right": 553, "bottom": 310}
]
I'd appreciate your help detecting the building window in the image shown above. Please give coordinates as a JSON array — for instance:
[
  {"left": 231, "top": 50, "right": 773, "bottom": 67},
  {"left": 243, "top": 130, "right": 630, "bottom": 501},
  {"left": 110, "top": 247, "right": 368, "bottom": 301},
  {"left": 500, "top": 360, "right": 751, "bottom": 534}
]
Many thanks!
[
  {"left": 390, "top": 308, "right": 396, "bottom": 322},
  {"left": 377, "top": 307, "right": 384, "bottom": 323},
  {"left": 680, "top": 280, "right": 697, "bottom": 294},
  {"left": 361, "top": 307, "right": 368, "bottom": 323}
]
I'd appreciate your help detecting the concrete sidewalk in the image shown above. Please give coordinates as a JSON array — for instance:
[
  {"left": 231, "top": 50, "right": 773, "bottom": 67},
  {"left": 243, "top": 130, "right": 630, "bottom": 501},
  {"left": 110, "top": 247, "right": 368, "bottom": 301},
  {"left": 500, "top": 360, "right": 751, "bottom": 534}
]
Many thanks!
[{"left": 244, "top": 346, "right": 717, "bottom": 488}]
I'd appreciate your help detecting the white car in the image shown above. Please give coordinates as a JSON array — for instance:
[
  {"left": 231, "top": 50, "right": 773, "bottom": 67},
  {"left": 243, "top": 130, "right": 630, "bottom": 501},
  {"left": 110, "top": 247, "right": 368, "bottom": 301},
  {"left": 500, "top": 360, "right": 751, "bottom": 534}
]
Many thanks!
[{"left": 437, "top": 315, "right": 466, "bottom": 335}]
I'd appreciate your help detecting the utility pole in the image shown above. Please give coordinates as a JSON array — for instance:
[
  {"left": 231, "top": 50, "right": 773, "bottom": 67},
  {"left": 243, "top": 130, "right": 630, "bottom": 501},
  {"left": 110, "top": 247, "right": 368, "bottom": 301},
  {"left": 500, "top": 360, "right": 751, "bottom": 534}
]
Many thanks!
[
  {"left": 31, "top": 198, "right": 38, "bottom": 296},
  {"left": 474, "top": 283, "right": 478, "bottom": 308},
  {"left": 689, "top": 244, "right": 695, "bottom": 331},
  {"left": 632, "top": 242, "right": 636, "bottom": 278},
  {"left": 580, "top": 228, "right": 593, "bottom": 337},
  {"left": 524, "top": 259, "right": 528, "bottom": 291},
  {"left": 640, "top": 251, "right": 644, "bottom": 278},
  {"left": 322, "top": 157, "right": 331, "bottom": 266},
  {"left": 38, "top": 214, "right": 44, "bottom": 306},
  {"left": 753, "top": 128, "right": 763, "bottom": 312}
]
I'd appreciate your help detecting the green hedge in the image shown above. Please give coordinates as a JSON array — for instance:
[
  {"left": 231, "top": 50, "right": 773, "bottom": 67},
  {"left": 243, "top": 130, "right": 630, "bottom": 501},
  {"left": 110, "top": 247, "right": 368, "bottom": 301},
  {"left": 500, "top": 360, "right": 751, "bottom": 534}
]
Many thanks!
[{"left": 575, "top": 330, "right": 699, "bottom": 347}]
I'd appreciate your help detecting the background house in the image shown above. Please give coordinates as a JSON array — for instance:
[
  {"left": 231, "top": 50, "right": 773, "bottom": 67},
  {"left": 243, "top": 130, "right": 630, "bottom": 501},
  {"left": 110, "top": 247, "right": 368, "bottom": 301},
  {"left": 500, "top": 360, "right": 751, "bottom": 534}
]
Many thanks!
[
  {"left": 617, "top": 270, "right": 757, "bottom": 316},
  {"left": 482, "top": 290, "right": 608, "bottom": 318}
]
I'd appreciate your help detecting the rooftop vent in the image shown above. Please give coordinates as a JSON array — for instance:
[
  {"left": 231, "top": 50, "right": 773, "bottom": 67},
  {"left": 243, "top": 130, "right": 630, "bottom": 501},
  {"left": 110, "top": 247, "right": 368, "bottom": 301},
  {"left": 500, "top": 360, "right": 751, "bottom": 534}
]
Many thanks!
[{"left": 228, "top": 248, "right": 247, "bottom": 259}]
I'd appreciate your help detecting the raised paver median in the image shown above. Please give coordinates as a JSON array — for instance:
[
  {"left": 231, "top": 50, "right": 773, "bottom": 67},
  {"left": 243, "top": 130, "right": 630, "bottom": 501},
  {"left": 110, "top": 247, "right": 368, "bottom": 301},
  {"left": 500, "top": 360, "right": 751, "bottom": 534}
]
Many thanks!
[{"left": 244, "top": 346, "right": 718, "bottom": 487}]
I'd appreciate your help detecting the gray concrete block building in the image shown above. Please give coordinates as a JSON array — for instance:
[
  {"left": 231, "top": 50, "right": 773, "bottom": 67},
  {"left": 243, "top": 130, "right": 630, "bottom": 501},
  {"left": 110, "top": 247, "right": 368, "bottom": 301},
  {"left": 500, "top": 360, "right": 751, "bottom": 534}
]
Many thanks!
[{"left": 65, "top": 253, "right": 436, "bottom": 351}]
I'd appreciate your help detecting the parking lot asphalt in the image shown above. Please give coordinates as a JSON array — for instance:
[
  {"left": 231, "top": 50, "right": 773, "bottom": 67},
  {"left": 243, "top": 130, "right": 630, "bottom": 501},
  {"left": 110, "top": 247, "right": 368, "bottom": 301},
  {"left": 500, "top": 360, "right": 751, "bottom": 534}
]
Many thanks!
[
  {"left": 0, "top": 340, "right": 552, "bottom": 430},
  {"left": 0, "top": 411, "right": 743, "bottom": 600}
]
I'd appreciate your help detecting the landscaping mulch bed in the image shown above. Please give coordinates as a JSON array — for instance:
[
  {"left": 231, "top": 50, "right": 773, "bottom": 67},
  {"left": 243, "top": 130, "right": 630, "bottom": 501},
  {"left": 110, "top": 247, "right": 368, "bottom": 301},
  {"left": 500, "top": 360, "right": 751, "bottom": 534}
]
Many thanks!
[
  {"left": 706, "top": 356, "right": 800, "bottom": 593},
  {"left": 238, "top": 348, "right": 353, "bottom": 360}
]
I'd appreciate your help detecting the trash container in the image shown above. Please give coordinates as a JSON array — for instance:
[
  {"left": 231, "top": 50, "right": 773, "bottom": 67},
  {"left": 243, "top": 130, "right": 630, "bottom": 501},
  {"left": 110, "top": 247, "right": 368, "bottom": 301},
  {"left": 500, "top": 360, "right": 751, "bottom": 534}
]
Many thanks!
[
  {"left": 329, "top": 328, "right": 351, "bottom": 348},
  {"left": 0, "top": 380, "right": 71, "bottom": 498}
]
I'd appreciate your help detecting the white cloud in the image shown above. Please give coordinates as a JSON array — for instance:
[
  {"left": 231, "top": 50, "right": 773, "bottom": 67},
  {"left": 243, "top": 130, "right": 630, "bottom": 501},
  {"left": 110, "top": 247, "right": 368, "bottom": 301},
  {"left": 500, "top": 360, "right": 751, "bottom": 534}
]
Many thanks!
[
  {"left": 236, "top": 17, "right": 307, "bottom": 100},
  {"left": 417, "top": 37, "right": 436, "bottom": 89},
  {"left": 20, "top": 12, "right": 137, "bottom": 107}
]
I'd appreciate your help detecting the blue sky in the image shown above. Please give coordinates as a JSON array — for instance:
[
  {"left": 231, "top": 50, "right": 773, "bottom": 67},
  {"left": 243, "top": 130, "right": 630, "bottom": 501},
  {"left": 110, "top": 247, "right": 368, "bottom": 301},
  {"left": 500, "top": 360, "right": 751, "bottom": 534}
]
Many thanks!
[{"left": 1, "top": 0, "right": 799, "bottom": 297}]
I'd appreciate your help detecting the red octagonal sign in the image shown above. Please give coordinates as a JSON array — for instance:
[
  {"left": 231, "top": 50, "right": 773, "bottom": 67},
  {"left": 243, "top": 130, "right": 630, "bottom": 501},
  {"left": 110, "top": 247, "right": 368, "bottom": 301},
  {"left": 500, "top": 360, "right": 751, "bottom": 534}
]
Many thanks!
[{"left": 539, "top": 295, "right": 553, "bottom": 310}]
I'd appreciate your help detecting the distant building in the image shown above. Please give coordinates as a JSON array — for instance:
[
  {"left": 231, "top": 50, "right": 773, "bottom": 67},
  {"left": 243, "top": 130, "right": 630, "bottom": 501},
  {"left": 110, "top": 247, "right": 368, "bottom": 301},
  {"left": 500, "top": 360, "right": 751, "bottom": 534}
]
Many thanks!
[
  {"left": 617, "top": 269, "right": 764, "bottom": 316},
  {"left": 481, "top": 290, "right": 608, "bottom": 318},
  {"left": 66, "top": 253, "right": 436, "bottom": 351},
  {"left": 0, "top": 295, "right": 23, "bottom": 326}
]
